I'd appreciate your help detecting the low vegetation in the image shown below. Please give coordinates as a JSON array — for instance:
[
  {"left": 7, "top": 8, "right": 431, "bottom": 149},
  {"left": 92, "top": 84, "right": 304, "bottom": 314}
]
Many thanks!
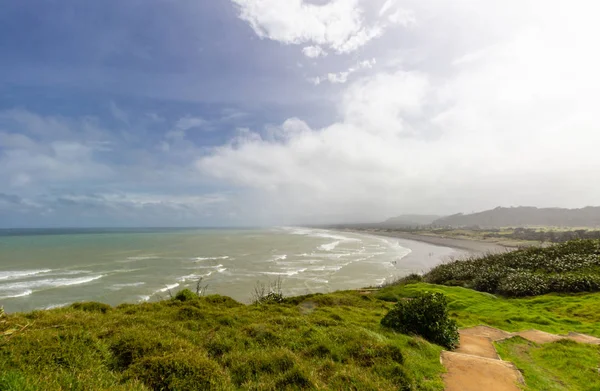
[
  {"left": 0, "top": 289, "right": 445, "bottom": 391},
  {"left": 377, "top": 283, "right": 600, "bottom": 336},
  {"left": 425, "top": 239, "right": 600, "bottom": 296},
  {"left": 495, "top": 337, "right": 600, "bottom": 391}
]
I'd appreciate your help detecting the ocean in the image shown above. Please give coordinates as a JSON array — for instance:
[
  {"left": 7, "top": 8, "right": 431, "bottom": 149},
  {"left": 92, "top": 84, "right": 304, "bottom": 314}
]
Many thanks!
[{"left": 0, "top": 227, "right": 459, "bottom": 313}]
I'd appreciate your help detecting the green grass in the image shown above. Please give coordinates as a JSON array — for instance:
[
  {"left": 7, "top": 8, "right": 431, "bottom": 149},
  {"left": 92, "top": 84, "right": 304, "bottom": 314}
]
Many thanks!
[
  {"left": 3, "top": 279, "right": 600, "bottom": 390},
  {"left": 0, "top": 291, "right": 445, "bottom": 391},
  {"left": 495, "top": 337, "right": 600, "bottom": 391},
  {"left": 376, "top": 283, "right": 600, "bottom": 336}
]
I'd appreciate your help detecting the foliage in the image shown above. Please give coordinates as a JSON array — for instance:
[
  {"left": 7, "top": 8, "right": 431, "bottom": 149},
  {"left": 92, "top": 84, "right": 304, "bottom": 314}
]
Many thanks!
[
  {"left": 174, "top": 289, "right": 198, "bottom": 302},
  {"left": 383, "top": 273, "right": 423, "bottom": 287},
  {"left": 381, "top": 292, "right": 459, "bottom": 349},
  {"left": 376, "top": 283, "right": 600, "bottom": 337},
  {"left": 253, "top": 277, "right": 285, "bottom": 305},
  {"left": 71, "top": 301, "right": 112, "bottom": 313},
  {"left": 0, "top": 289, "right": 445, "bottom": 391},
  {"left": 425, "top": 239, "right": 600, "bottom": 297},
  {"left": 495, "top": 337, "right": 600, "bottom": 391}
]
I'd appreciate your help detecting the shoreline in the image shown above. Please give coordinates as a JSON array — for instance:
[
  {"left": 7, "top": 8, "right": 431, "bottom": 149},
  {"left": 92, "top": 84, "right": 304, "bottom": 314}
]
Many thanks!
[
  {"left": 332, "top": 229, "right": 473, "bottom": 279},
  {"left": 342, "top": 229, "right": 509, "bottom": 255}
]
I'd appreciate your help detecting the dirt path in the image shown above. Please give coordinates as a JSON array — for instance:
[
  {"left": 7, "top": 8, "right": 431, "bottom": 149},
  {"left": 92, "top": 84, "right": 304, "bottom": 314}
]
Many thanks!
[{"left": 441, "top": 326, "right": 600, "bottom": 390}]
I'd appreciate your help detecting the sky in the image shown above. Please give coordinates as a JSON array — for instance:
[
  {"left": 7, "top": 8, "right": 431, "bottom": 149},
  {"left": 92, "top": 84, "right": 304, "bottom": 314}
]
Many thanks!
[{"left": 1, "top": 0, "right": 599, "bottom": 227}]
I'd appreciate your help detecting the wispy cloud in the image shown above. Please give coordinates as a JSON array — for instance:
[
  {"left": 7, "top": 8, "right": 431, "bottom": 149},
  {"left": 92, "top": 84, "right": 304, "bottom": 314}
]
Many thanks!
[
  {"left": 309, "top": 58, "right": 376, "bottom": 85},
  {"left": 302, "top": 45, "right": 328, "bottom": 58}
]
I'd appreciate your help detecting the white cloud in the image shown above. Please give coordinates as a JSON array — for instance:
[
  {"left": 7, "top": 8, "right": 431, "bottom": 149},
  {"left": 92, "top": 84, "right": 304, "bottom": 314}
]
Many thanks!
[
  {"left": 198, "top": 0, "right": 600, "bottom": 222},
  {"left": 231, "top": 0, "right": 391, "bottom": 54},
  {"left": 0, "top": 111, "right": 114, "bottom": 189},
  {"left": 312, "top": 58, "right": 376, "bottom": 85},
  {"left": 302, "top": 45, "right": 328, "bottom": 58},
  {"left": 109, "top": 101, "right": 129, "bottom": 124},
  {"left": 175, "top": 115, "right": 206, "bottom": 131}
]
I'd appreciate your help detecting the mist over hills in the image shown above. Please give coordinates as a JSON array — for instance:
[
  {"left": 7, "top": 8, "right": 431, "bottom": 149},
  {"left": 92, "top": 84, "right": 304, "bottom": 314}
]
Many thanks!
[
  {"left": 378, "top": 207, "right": 600, "bottom": 228},
  {"left": 383, "top": 215, "right": 443, "bottom": 227},
  {"left": 432, "top": 206, "right": 600, "bottom": 228}
]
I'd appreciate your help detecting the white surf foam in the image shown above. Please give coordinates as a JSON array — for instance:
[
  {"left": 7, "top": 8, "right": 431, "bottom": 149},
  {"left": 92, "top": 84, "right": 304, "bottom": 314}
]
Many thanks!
[
  {"left": 194, "top": 256, "right": 229, "bottom": 261},
  {"left": 109, "top": 282, "right": 146, "bottom": 290},
  {"left": 43, "top": 302, "right": 70, "bottom": 310},
  {"left": 309, "top": 265, "right": 344, "bottom": 272},
  {"left": 0, "top": 275, "right": 105, "bottom": 292},
  {"left": 318, "top": 241, "right": 340, "bottom": 251},
  {"left": 157, "top": 283, "right": 179, "bottom": 293},
  {"left": 0, "top": 289, "right": 33, "bottom": 299},
  {"left": 177, "top": 273, "right": 213, "bottom": 282},
  {"left": 0, "top": 269, "right": 52, "bottom": 281},
  {"left": 262, "top": 268, "right": 307, "bottom": 277},
  {"left": 123, "top": 255, "right": 158, "bottom": 262}
]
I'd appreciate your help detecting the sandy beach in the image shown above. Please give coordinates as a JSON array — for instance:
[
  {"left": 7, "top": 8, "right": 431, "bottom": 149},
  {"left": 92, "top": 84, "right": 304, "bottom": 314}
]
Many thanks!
[
  {"left": 338, "top": 229, "right": 510, "bottom": 278},
  {"left": 348, "top": 229, "right": 508, "bottom": 254}
]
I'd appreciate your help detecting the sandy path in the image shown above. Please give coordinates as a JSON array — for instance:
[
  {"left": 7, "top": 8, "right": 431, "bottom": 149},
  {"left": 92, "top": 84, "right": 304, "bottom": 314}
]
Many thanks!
[
  {"left": 442, "top": 326, "right": 600, "bottom": 390},
  {"left": 441, "top": 351, "right": 523, "bottom": 391}
]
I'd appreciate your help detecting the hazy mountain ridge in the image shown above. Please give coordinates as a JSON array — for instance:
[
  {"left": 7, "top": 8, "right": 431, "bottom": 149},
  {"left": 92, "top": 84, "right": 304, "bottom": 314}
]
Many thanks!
[
  {"left": 384, "top": 214, "right": 443, "bottom": 227},
  {"left": 433, "top": 206, "right": 600, "bottom": 228}
]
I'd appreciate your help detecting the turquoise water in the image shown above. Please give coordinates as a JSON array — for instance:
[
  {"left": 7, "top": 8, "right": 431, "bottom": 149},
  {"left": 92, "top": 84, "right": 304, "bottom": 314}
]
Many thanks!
[{"left": 0, "top": 227, "right": 454, "bottom": 313}]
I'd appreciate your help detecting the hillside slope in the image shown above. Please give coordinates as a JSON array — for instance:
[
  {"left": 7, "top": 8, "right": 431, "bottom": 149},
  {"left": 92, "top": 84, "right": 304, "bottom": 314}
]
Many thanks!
[{"left": 433, "top": 206, "right": 600, "bottom": 227}]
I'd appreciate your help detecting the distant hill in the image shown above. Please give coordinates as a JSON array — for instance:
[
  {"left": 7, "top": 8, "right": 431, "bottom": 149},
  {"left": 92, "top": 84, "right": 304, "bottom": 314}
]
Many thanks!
[
  {"left": 433, "top": 206, "right": 600, "bottom": 228},
  {"left": 383, "top": 214, "right": 442, "bottom": 227}
]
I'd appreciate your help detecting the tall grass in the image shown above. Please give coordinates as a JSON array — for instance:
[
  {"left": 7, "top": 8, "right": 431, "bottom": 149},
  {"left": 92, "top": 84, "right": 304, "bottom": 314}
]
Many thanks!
[{"left": 0, "top": 290, "right": 444, "bottom": 391}]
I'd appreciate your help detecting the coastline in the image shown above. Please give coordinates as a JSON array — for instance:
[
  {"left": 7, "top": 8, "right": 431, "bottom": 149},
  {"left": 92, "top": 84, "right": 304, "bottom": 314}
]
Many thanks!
[
  {"left": 331, "top": 229, "right": 473, "bottom": 279},
  {"left": 342, "top": 229, "right": 508, "bottom": 255}
]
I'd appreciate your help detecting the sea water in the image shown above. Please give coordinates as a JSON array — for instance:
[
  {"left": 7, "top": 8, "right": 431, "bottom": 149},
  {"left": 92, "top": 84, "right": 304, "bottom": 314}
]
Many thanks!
[{"left": 0, "top": 227, "right": 446, "bottom": 313}]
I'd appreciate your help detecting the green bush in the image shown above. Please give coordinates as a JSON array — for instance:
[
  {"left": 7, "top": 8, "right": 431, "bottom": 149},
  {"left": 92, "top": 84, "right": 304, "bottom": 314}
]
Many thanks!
[
  {"left": 174, "top": 289, "right": 197, "bottom": 302},
  {"left": 71, "top": 302, "right": 111, "bottom": 313},
  {"left": 110, "top": 330, "right": 191, "bottom": 370},
  {"left": 176, "top": 306, "right": 205, "bottom": 321},
  {"left": 129, "top": 353, "right": 230, "bottom": 390},
  {"left": 381, "top": 292, "right": 459, "bottom": 349}
]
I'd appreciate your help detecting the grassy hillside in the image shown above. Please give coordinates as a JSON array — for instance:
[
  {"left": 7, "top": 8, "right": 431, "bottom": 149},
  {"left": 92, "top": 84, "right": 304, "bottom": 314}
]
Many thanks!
[
  {"left": 2, "top": 283, "right": 600, "bottom": 390},
  {"left": 0, "top": 291, "right": 445, "bottom": 391},
  {"left": 495, "top": 337, "right": 600, "bottom": 391}
]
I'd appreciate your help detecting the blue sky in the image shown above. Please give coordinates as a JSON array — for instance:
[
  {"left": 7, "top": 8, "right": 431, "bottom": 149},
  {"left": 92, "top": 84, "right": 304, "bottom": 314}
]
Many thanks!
[{"left": 1, "top": 0, "right": 600, "bottom": 227}]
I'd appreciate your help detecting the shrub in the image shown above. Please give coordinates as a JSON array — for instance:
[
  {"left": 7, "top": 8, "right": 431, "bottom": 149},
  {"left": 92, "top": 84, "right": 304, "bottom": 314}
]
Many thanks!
[
  {"left": 71, "top": 302, "right": 111, "bottom": 314},
  {"left": 274, "top": 367, "right": 313, "bottom": 390},
  {"left": 174, "top": 289, "right": 197, "bottom": 302},
  {"left": 110, "top": 330, "right": 191, "bottom": 370},
  {"left": 129, "top": 353, "right": 230, "bottom": 390},
  {"left": 497, "top": 272, "right": 549, "bottom": 297},
  {"left": 424, "top": 239, "right": 600, "bottom": 297},
  {"left": 384, "top": 273, "right": 423, "bottom": 287},
  {"left": 253, "top": 278, "right": 285, "bottom": 305},
  {"left": 381, "top": 292, "right": 459, "bottom": 349},
  {"left": 176, "top": 306, "right": 205, "bottom": 321}
]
